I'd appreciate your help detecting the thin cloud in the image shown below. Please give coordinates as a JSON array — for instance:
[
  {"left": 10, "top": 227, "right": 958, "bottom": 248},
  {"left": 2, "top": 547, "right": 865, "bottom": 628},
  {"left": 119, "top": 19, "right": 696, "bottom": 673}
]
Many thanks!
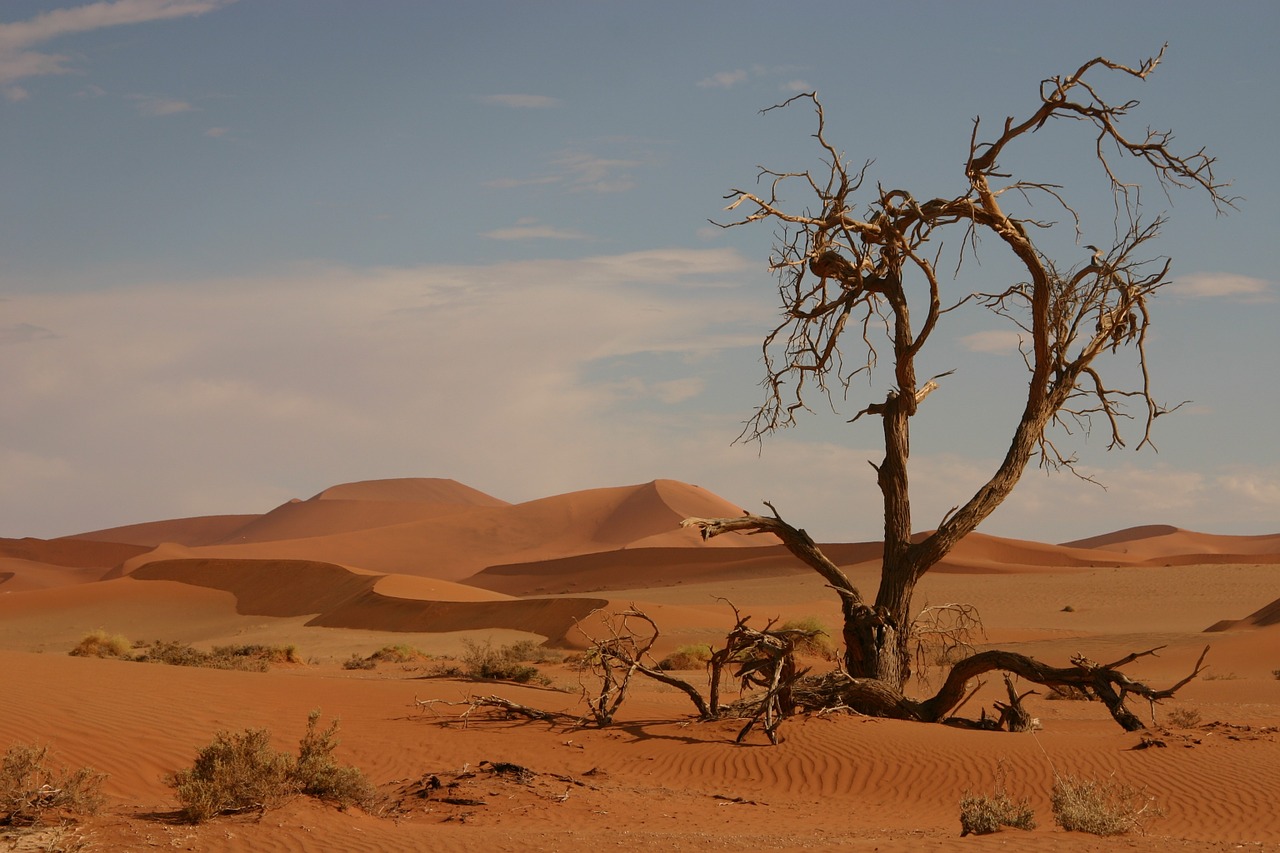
[
  {"left": 0, "top": 0, "right": 234, "bottom": 86},
  {"left": 3, "top": 84, "right": 29, "bottom": 101},
  {"left": 482, "top": 223, "right": 587, "bottom": 241},
  {"left": 478, "top": 93, "right": 560, "bottom": 108},
  {"left": 1171, "top": 272, "right": 1274, "bottom": 302},
  {"left": 130, "top": 94, "right": 195, "bottom": 116},
  {"left": 554, "top": 150, "right": 645, "bottom": 193},
  {"left": 960, "top": 329, "right": 1023, "bottom": 353},
  {"left": 697, "top": 69, "right": 747, "bottom": 89}
]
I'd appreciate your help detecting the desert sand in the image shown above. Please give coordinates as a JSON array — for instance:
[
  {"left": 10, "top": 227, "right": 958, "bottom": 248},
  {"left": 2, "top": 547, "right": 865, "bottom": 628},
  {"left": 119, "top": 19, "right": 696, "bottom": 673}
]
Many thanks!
[{"left": 2, "top": 477, "right": 1277, "bottom": 851}]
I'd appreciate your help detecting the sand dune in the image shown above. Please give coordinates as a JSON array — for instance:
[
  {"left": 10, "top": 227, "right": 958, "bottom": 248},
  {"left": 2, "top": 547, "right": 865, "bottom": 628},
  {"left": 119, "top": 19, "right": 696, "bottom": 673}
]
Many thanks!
[{"left": 4, "top": 476, "right": 1279, "bottom": 850}]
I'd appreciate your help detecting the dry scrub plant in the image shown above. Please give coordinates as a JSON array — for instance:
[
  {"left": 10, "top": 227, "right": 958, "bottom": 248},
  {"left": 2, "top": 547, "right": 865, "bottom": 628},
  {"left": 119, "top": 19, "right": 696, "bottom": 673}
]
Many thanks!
[
  {"left": 0, "top": 744, "right": 105, "bottom": 827},
  {"left": 169, "top": 711, "right": 378, "bottom": 823},
  {"left": 1051, "top": 773, "right": 1160, "bottom": 836},
  {"left": 67, "top": 629, "right": 130, "bottom": 659},
  {"left": 958, "top": 788, "right": 1036, "bottom": 836}
]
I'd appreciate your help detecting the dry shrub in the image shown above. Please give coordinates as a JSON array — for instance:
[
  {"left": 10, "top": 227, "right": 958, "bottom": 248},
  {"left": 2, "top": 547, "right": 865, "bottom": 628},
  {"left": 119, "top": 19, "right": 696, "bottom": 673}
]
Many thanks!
[
  {"left": 459, "top": 639, "right": 549, "bottom": 684},
  {"left": 658, "top": 644, "right": 711, "bottom": 670},
  {"left": 169, "top": 711, "right": 379, "bottom": 823},
  {"left": 169, "top": 728, "right": 294, "bottom": 823},
  {"left": 959, "top": 788, "right": 1036, "bottom": 836},
  {"left": 779, "top": 616, "right": 836, "bottom": 658},
  {"left": 292, "top": 712, "right": 380, "bottom": 811},
  {"left": 1051, "top": 774, "right": 1160, "bottom": 836},
  {"left": 369, "top": 644, "right": 429, "bottom": 664},
  {"left": 67, "top": 630, "right": 130, "bottom": 659},
  {"left": 134, "top": 641, "right": 298, "bottom": 672},
  {"left": 1164, "top": 706, "right": 1202, "bottom": 728},
  {"left": 342, "top": 653, "right": 377, "bottom": 671},
  {"left": 0, "top": 744, "right": 105, "bottom": 827}
]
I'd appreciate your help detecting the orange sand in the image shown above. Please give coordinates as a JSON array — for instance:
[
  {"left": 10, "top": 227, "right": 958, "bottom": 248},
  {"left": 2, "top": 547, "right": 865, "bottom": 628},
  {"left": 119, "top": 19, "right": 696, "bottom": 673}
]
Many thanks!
[{"left": 2, "top": 477, "right": 1277, "bottom": 850}]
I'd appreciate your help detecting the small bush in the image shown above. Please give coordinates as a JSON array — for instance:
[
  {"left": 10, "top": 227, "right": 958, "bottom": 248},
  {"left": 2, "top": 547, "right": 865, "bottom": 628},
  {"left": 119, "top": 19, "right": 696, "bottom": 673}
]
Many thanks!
[
  {"left": 959, "top": 789, "right": 1036, "bottom": 836},
  {"left": 342, "top": 654, "right": 377, "bottom": 671},
  {"left": 369, "top": 644, "right": 429, "bottom": 664},
  {"left": 169, "top": 728, "right": 294, "bottom": 823},
  {"left": 779, "top": 616, "right": 836, "bottom": 658},
  {"left": 130, "top": 641, "right": 300, "bottom": 672},
  {"left": 1, "top": 744, "right": 105, "bottom": 826},
  {"left": 1061, "top": 605, "right": 1075, "bottom": 612},
  {"left": 1051, "top": 774, "right": 1159, "bottom": 836},
  {"left": 292, "top": 712, "right": 379, "bottom": 811},
  {"left": 1164, "top": 706, "right": 1202, "bottom": 728},
  {"left": 459, "top": 639, "right": 549, "bottom": 684},
  {"left": 68, "top": 630, "right": 131, "bottom": 659},
  {"left": 658, "top": 644, "right": 711, "bottom": 670},
  {"left": 169, "top": 712, "right": 378, "bottom": 823},
  {"left": 1272, "top": 669, "right": 1280, "bottom": 680},
  {"left": 212, "top": 644, "right": 300, "bottom": 665}
]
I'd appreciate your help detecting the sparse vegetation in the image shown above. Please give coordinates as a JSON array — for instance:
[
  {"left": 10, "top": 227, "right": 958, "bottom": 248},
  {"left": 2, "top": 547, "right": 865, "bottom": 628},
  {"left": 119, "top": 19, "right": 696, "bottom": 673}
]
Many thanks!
[
  {"left": 780, "top": 616, "right": 836, "bottom": 658},
  {"left": 130, "top": 640, "right": 300, "bottom": 672},
  {"left": 1164, "top": 706, "right": 1202, "bottom": 728},
  {"left": 342, "top": 653, "right": 378, "bottom": 671},
  {"left": 291, "top": 711, "right": 380, "bottom": 811},
  {"left": 169, "top": 712, "right": 379, "bottom": 823},
  {"left": 959, "top": 788, "right": 1036, "bottom": 836},
  {"left": 1051, "top": 774, "right": 1160, "bottom": 836},
  {"left": 369, "top": 643, "right": 430, "bottom": 664},
  {"left": 658, "top": 644, "right": 712, "bottom": 671},
  {"left": 1, "top": 743, "right": 105, "bottom": 827},
  {"left": 455, "top": 639, "right": 552, "bottom": 685},
  {"left": 67, "top": 629, "right": 131, "bottom": 659}
]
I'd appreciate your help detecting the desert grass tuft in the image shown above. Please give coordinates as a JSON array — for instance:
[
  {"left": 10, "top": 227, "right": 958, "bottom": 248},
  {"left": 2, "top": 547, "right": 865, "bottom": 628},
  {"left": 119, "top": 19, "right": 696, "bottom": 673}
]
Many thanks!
[
  {"left": 67, "top": 629, "right": 131, "bottom": 659},
  {"left": 1051, "top": 773, "right": 1160, "bottom": 836}
]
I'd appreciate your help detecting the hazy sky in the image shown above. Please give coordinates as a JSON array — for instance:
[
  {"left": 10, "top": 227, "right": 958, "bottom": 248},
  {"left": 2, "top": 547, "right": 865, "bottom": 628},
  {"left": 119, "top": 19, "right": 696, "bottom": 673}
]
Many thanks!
[{"left": 3, "top": 1, "right": 1277, "bottom": 544}]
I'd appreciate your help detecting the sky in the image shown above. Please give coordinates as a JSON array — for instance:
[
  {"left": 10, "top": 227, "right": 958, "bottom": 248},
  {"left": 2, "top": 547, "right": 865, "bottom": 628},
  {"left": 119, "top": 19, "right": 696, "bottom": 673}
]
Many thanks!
[{"left": 2, "top": 0, "right": 1278, "bottom": 545}]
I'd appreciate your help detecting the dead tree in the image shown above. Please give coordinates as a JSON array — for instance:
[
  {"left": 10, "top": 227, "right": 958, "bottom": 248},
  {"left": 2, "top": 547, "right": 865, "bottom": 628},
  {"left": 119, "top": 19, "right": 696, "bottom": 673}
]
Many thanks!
[
  {"left": 575, "top": 607, "right": 714, "bottom": 724},
  {"left": 683, "top": 48, "right": 1233, "bottom": 721}
]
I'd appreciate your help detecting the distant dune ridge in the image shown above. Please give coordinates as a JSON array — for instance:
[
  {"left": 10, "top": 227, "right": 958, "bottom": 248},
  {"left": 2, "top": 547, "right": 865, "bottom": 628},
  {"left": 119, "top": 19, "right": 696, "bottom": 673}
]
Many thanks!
[{"left": 2, "top": 476, "right": 1277, "bottom": 646}]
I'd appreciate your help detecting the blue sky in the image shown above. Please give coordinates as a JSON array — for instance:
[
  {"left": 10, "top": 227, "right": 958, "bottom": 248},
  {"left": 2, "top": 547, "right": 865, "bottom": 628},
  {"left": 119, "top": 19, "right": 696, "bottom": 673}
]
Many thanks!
[{"left": 2, "top": 0, "right": 1277, "bottom": 543}]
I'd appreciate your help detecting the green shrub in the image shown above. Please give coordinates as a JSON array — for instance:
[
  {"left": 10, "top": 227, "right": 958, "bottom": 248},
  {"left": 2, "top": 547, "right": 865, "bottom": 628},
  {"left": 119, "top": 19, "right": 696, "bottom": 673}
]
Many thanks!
[
  {"left": 169, "top": 712, "right": 378, "bottom": 823},
  {"left": 959, "top": 789, "right": 1036, "bottom": 836},
  {"left": 1, "top": 744, "right": 105, "bottom": 826},
  {"left": 1051, "top": 774, "right": 1159, "bottom": 836},
  {"left": 68, "top": 630, "right": 131, "bottom": 659}
]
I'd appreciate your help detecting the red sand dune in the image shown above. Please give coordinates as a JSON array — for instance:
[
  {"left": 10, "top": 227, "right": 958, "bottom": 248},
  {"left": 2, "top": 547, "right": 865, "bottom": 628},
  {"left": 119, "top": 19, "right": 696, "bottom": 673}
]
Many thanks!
[{"left": 3, "top": 476, "right": 1280, "bottom": 850}]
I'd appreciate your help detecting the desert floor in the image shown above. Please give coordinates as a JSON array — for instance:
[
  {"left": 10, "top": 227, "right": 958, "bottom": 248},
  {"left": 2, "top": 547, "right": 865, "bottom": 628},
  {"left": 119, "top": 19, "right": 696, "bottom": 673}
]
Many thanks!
[{"left": 3, "top": 479, "right": 1277, "bottom": 851}]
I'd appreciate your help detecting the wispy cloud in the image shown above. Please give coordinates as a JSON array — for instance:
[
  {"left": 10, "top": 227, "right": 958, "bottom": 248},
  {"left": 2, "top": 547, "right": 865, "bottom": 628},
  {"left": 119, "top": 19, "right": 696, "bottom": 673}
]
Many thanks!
[
  {"left": 130, "top": 94, "right": 195, "bottom": 116},
  {"left": 486, "top": 141, "right": 652, "bottom": 194},
  {"left": 698, "top": 65, "right": 811, "bottom": 92},
  {"left": 482, "top": 220, "right": 587, "bottom": 241},
  {"left": 0, "top": 0, "right": 234, "bottom": 87},
  {"left": 477, "top": 93, "right": 560, "bottom": 108},
  {"left": 1171, "top": 272, "right": 1274, "bottom": 302},
  {"left": 697, "top": 69, "right": 748, "bottom": 89},
  {"left": 3, "top": 84, "right": 29, "bottom": 101},
  {"left": 960, "top": 329, "right": 1023, "bottom": 353}
]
